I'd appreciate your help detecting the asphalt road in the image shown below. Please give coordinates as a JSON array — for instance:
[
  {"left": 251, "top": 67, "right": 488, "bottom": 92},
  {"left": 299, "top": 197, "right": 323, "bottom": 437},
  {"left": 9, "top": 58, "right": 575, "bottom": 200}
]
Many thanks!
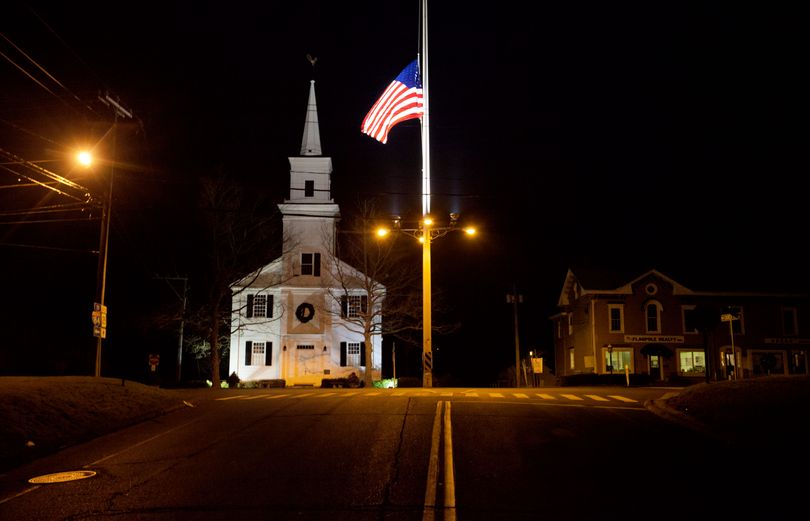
[{"left": 0, "top": 387, "right": 799, "bottom": 520}]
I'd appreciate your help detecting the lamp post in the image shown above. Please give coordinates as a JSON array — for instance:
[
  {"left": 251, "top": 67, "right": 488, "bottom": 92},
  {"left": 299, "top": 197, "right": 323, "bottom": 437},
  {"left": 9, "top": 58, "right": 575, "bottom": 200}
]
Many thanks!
[{"left": 382, "top": 213, "right": 476, "bottom": 388}]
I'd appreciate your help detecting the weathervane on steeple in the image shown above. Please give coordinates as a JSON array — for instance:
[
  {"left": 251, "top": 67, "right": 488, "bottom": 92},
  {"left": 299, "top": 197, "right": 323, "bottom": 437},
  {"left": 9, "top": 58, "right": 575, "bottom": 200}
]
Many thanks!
[{"left": 306, "top": 54, "right": 318, "bottom": 72}]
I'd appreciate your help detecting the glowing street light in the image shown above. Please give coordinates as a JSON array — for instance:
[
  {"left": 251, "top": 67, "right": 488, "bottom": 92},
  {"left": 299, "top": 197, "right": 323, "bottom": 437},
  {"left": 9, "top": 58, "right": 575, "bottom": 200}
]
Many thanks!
[
  {"left": 76, "top": 151, "right": 93, "bottom": 167},
  {"left": 384, "top": 213, "right": 477, "bottom": 387}
]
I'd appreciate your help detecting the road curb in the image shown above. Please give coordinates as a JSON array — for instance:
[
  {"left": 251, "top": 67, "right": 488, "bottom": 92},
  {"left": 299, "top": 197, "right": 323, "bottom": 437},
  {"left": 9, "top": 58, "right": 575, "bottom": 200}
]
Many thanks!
[{"left": 643, "top": 397, "right": 717, "bottom": 439}]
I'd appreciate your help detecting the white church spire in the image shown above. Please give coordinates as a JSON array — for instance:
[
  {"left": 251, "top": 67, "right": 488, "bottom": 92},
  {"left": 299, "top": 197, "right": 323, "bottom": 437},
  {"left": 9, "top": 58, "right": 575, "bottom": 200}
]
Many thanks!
[{"left": 300, "top": 80, "right": 322, "bottom": 156}]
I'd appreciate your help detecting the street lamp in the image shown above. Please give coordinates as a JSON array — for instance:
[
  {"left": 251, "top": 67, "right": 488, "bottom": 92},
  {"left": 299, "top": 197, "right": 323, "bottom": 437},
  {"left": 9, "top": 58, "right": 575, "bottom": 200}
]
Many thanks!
[
  {"left": 379, "top": 213, "right": 477, "bottom": 387},
  {"left": 88, "top": 94, "right": 132, "bottom": 378},
  {"left": 77, "top": 149, "right": 111, "bottom": 377}
]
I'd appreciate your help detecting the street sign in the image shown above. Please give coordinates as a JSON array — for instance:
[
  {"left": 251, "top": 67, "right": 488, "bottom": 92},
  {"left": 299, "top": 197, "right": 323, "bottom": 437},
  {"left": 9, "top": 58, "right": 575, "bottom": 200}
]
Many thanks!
[
  {"left": 92, "top": 303, "right": 108, "bottom": 338},
  {"left": 531, "top": 357, "right": 543, "bottom": 373}
]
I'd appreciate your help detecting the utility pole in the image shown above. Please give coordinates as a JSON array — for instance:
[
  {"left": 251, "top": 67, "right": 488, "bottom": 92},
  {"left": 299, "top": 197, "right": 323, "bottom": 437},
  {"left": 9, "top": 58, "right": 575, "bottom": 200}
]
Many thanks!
[
  {"left": 506, "top": 285, "right": 523, "bottom": 387},
  {"left": 93, "top": 93, "right": 132, "bottom": 378}
]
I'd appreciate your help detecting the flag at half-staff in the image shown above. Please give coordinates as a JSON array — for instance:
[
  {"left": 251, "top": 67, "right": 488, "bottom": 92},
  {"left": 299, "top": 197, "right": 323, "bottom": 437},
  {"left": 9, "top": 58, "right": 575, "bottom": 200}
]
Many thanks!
[{"left": 361, "top": 59, "right": 424, "bottom": 144}]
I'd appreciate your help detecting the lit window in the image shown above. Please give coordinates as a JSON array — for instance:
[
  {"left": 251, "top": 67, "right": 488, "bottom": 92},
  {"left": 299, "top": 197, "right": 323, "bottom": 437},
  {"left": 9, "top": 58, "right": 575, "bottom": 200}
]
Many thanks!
[
  {"left": 678, "top": 350, "right": 705, "bottom": 376},
  {"left": 569, "top": 347, "right": 575, "bottom": 370},
  {"left": 603, "top": 348, "right": 633, "bottom": 373}
]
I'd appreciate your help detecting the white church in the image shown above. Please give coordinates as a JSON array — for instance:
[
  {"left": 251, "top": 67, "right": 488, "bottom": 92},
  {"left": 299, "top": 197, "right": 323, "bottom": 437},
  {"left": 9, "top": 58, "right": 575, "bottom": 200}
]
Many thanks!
[{"left": 228, "top": 79, "right": 383, "bottom": 386}]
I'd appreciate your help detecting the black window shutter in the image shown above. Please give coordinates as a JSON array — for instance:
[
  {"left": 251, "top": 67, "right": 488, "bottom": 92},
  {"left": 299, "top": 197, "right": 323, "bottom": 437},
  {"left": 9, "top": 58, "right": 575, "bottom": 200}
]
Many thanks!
[
  {"left": 340, "top": 296, "right": 347, "bottom": 318},
  {"left": 340, "top": 342, "right": 347, "bottom": 366},
  {"left": 265, "top": 342, "right": 272, "bottom": 366},
  {"left": 246, "top": 295, "right": 254, "bottom": 318},
  {"left": 245, "top": 341, "right": 252, "bottom": 366},
  {"left": 361, "top": 295, "right": 368, "bottom": 314},
  {"left": 268, "top": 295, "right": 274, "bottom": 318},
  {"left": 314, "top": 253, "right": 321, "bottom": 276},
  {"left": 360, "top": 342, "right": 366, "bottom": 367}
]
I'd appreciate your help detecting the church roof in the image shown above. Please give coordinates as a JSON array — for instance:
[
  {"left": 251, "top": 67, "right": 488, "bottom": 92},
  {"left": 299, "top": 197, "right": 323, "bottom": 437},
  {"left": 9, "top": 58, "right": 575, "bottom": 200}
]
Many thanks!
[{"left": 300, "top": 80, "right": 322, "bottom": 156}]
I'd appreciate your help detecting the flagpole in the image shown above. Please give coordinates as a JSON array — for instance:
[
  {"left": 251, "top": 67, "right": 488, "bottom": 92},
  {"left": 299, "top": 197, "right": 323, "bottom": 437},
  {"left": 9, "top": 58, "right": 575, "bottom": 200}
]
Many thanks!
[
  {"left": 420, "top": 0, "right": 433, "bottom": 388},
  {"left": 421, "top": 0, "right": 430, "bottom": 216}
]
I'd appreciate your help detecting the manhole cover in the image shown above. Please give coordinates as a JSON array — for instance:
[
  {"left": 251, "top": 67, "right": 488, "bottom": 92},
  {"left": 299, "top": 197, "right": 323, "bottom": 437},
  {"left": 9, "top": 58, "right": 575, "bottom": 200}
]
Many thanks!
[{"left": 28, "top": 470, "right": 97, "bottom": 484}]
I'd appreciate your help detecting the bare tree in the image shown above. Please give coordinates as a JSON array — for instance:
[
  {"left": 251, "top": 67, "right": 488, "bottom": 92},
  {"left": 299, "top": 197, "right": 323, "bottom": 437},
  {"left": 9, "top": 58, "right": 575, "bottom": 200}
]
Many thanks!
[
  {"left": 322, "top": 199, "right": 442, "bottom": 387},
  {"left": 189, "top": 171, "right": 283, "bottom": 388}
]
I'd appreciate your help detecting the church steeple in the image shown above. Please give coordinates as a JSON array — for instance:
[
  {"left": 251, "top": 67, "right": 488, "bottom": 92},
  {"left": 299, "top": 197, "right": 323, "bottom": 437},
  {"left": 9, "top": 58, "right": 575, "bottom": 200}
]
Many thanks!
[
  {"left": 300, "top": 80, "right": 322, "bottom": 156},
  {"left": 279, "top": 73, "right": 339, "bottom": 256},
  {"left": 284, "top": 77, "right": 333, "bottom": 204}
]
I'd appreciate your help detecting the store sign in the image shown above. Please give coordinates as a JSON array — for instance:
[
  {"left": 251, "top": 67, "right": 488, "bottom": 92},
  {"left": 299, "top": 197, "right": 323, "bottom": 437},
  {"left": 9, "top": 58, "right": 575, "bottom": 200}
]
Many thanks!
[
  {"left": 624, "top": 335, "right": 684, "bottom": 343},
  {"left": 764, "top": 338, "right": 810, "bottom": 345}
]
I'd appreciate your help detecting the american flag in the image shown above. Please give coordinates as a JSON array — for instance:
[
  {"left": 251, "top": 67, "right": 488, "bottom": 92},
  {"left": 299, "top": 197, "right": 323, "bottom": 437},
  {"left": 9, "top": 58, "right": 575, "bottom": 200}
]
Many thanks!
[{"left": 361, "top": 59, "right": 424, "bottom": 144}]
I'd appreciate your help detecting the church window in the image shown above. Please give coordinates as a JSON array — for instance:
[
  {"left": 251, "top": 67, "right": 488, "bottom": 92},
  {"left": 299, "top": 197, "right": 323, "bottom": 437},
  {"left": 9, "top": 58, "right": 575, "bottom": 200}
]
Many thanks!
[
  {"left": 301, "top": 253, "right": 321, "bottom": 276},
  {"left": 305, "top": 180, "right": 315, "bottom": 197},
  {"left": 246, "top": 294, "right": 272, "bottom": 318},
  {"left": 340, "top": 295, "right": 368, "bottom": 318},
  {"left": 340, "top": 341, "right": 366, "bottom": 367},
  {"left": 244, "top": 341, "right": 272, "bottom": 366},
  {"left": 346, "top": 343, "right": 361, "bottom": 366}
]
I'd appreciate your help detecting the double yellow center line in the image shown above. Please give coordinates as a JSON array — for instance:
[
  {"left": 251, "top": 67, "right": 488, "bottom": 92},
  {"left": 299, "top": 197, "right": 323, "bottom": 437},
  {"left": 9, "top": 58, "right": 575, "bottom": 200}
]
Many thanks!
[{"left": 423, "top": 400, "right": 456, "bottom": 521}]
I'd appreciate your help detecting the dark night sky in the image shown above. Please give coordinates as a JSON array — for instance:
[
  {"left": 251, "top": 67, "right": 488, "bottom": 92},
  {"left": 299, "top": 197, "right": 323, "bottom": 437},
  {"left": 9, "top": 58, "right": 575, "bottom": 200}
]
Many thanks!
[{"left": 1, "top": 2, "right": 806, "bottom": 382}]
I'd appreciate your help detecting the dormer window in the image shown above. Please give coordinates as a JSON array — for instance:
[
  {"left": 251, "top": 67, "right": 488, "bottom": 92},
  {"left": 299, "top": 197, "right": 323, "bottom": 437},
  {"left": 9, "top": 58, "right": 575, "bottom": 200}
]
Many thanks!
[{"left": 304, "top": 180, "right": 315, "bottom": 197}]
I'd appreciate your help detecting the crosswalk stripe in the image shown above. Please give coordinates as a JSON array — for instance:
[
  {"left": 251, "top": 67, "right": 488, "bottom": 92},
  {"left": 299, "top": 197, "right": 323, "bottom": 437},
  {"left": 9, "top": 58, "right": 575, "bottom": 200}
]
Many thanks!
[
  {"left": 584, "top": 394, "right": 609, "bottom": 401},
  {"left": 216, "top": 390, "right": 644, "bottom": 403},
  {"left": 607, "top": 395, "right": 638, "bottom": 402}
]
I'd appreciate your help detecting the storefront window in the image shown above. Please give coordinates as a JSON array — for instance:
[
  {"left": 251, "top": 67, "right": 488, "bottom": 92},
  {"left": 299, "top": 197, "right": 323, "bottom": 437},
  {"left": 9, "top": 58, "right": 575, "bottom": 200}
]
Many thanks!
[{"left": 679, "top": 350, "right": 705, "bottom": 376}]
